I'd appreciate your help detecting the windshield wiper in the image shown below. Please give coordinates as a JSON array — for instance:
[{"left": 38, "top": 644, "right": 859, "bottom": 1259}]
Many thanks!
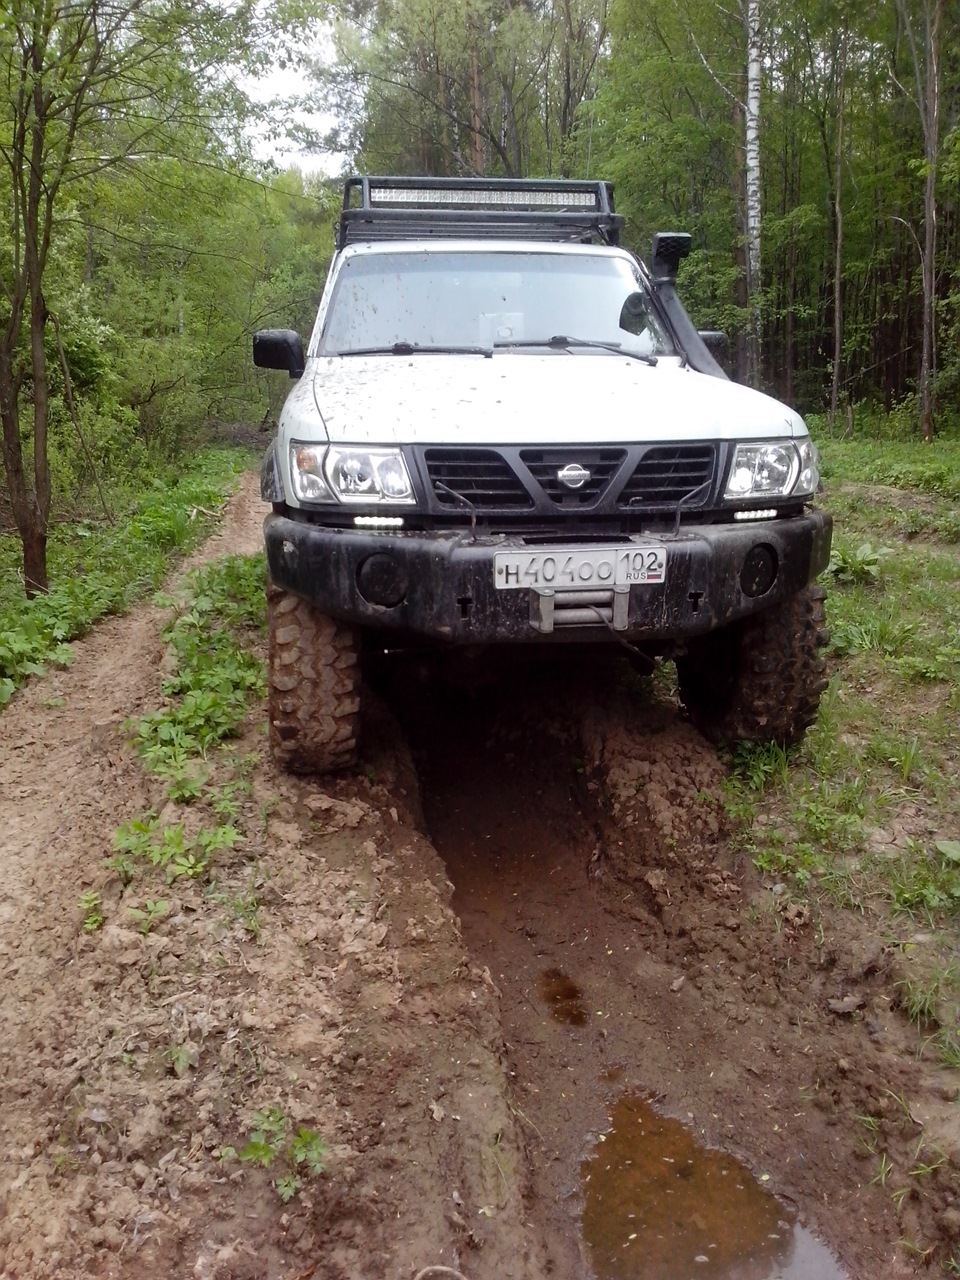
[
  {"left": 493, "top": 335, "right": 658, "bottom": 366},
  {"left": 332, "top": 342, "right": 493, "bottom": 358}
]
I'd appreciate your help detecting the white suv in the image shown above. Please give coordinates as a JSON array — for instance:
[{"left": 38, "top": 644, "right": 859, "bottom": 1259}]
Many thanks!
[{"left": 254, "top": 176, "right": 832, "bottom": 773}]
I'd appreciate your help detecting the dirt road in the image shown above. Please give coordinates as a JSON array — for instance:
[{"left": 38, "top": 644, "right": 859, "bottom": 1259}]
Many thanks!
[{"left": 1, "top": 474, "right": 957, "bottom": 1279}]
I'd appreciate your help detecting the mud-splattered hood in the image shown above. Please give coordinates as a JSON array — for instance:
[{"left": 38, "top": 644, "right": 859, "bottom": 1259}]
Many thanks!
[{"left": 276, "top": 352, "right": 806, "bottom": 448}]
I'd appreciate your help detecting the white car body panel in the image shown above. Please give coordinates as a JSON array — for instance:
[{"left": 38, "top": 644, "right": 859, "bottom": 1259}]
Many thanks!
[
  {"left": 274, "top": 238, "right": 810, "bottom": 510},
  {"left": 277, "top": 354, "right": 805, "bottom": 506}
]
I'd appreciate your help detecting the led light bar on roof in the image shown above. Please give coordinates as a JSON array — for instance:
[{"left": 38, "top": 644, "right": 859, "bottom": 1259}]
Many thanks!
[
  {"left": 337, "top": 175, "right": 624, "bottom": 249},
  {"left": 369, "top": 186, "right": 596, "bottom": 208}
]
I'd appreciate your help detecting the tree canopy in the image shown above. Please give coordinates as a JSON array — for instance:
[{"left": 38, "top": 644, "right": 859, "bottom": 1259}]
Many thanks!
[{"left": 1, "top": 0, "right": 958, "bottom": 593}]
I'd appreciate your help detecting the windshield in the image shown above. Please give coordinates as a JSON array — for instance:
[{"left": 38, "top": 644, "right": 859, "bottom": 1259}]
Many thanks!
[{"left": 318, "top": 251, "right": 675, "bottom": 357}]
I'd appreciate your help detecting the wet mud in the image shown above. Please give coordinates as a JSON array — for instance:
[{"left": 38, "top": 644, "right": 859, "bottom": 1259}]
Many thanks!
[
  {"left": 380, "top": 653, "right": 950, "bottom": 1280},
  {"left": 1, "top": 478, "right": 958, "bottom": 1278}
]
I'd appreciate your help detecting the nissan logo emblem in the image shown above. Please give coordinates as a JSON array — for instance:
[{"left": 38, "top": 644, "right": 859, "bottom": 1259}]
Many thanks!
[{"left": 557, "top": 463, "right": 591, "bottom": 490}]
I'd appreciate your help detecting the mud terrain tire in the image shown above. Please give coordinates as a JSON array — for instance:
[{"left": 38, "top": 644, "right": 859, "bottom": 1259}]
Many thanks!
[
  {"left": 676, "top": 585, "right": 829, "bottom": 746},
  {"left": 267, "top": 585, "right": 360, "bottom": 774}
]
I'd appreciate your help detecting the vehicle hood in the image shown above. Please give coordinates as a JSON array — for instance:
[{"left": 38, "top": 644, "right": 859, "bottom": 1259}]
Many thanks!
[{"left": 279, "top": 353, "right": 806, "bottom": 446}]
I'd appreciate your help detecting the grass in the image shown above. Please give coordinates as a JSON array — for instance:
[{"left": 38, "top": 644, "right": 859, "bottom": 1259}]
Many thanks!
[
  {"left": 100, "top": 550, "right": 268, "bottom": 894},
  {"left": 0, "top": 447, "right": 253, "bottom": 705},
  {"left": 133, "top": 553, "right": 267, "bottom": 773},
  {"left": 725, "top": 435, "right": 960, "bottom": 1070}
]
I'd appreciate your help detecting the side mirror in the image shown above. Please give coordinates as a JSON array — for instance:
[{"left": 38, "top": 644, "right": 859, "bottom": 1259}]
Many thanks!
[
  {"left": 618, "top": 292, "right": 649, "bottom": 335},
  {"left": 253, "top": 329, "right": 305, "bottom": 379},
  {"left": 650, "top": 232, "right": 691, "bottom": 282},
  {"left": 698, "top": 330, "right": 729, "bottom": 364}
]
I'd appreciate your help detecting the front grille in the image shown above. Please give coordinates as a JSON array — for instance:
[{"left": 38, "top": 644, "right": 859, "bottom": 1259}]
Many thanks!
[
  {"left": 425, "top": 448, "right": 532, "bottom": 509},
  {"left": 618, "top": 445, "right": 716, "bottom": 508},
  {"left": 520, "top": 448, "right": 626, "bottom": 507}
]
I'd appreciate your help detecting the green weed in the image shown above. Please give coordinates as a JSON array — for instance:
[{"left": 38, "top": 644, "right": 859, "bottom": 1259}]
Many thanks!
[
  {"left": 78, "top": 890, "right": 104, "bottom": 932},
  {"left": 109, "top": 815, "right": 239, "bottom": 884},
  {"left": 131, "top": 554, "right": 266, "bottom": 771},
  {"left": 168, "top": 1043, "right": 199, "bottom": 1077},
  {"left": 729, "top": 740, "right": 792, "bottom": 791},
  {"left": 886, "top": 847, "right": 960, "bottom": 920},
  {"left": 828, "top": 613, "right": 916, "bottom": 657},
  {"left": 828, "top": 541, "right": 892, "bottom": 585},
  {"left": 870, "top": 1152, "right": 894, "bottom": 1187},
  {"left": 224, "top": 1105, "right": 326, "bottom": 1204},
  {"left": 894, "top": 645, "right": 960, "bottom": 683},
  {"left": 127, "top": 899, "right": 169, "bottom": 934},
  {"left": 937, "top": 1031, "right": 960, "bottom": 1071},
  {"left": 211, "top": 883, "right": 262, "bottom": 939},
  {"left": 207, "top": 779, "right": 251, "bottom": 822},
  {"left": 0, "top": 449, "right": 249, "bottom": 705},
  {"left": 896, "top": 976, "right": 941, "bottom": 1026}
]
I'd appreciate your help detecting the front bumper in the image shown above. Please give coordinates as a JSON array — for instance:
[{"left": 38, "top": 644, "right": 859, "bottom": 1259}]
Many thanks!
[{"left": 264, "top": 509, "right": 832, "bottom": 644}]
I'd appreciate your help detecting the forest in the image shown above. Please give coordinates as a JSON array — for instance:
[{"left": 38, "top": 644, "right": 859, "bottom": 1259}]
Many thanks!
[{"left": 1, "top": 0, "right": 957, "bottom": 593}]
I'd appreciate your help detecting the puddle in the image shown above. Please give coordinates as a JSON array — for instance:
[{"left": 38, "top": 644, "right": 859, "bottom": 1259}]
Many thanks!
[
  {"left": 581, "top": 1095, "right": 848, "bottom": 1280},
  {"left": 538, "top": 967, "right": 588, "bottom": 1026}
]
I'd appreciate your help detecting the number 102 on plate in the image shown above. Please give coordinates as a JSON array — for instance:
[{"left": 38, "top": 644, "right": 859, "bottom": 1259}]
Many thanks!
[{"left": 494, "top": 545, "right": 666, "bottom": 590}]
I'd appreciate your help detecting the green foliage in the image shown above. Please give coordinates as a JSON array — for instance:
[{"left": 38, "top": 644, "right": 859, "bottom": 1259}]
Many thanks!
[
  {"left": 0, "top": 449, "right": 249, "bottom": 704},
  {"left": 886, "top": 847, "right": 960, "bottom": 920},
  {"left": 131, "top": 553, "right": 266, "bottom": 769},
  {"left": 895, "top": 976, "right": 941, "bottom": 1027},
  {"left": 827, "top": 541, "right": 892, "bottom": 585},
  {"left": 211, "top": 883, "right": 262, "bottom": 939},
  {"left": 127, "top": 899, "right": 169, "bottom": 934},
  {"left": 728, "top": 741, "right": 792, "bottom": 791},
  {"left": 828, "top": 599, "right": 916, "bottom": 656},
  {"left": 230, "top": 1106, "right": 326, "bottom": 1203},
  {"left": 78, "top": 890, "right": 104, "bottom": 933},
  {"left": 110, "top": 814, "right": 239, "bottom": 884}
]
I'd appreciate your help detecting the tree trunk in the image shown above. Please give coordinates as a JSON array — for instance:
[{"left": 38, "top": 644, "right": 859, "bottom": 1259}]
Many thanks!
[
  {"left": 469, "top": 37, "right": 486, "bottom": 175},
  {"left": 918, "top": 0, "right": 941, "bottom": 442},
  {"left": 743, "top": 0, "right": 762, "bottom": 388},
  {"left": 829, "top": 29, "right": 848, "bottom": 432}
]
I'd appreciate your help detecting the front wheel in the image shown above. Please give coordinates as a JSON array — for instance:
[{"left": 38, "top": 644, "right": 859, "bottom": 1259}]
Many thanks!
[
  {"left": 676, "top": 585, "right": 829, "bottom": 746},
  {"left": 267, "top": 586, "right": 361, "bottom": 774}
]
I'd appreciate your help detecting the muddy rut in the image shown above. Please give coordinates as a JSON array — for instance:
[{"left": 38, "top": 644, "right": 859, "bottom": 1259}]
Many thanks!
[{"left": 0, "top": 475, "right": 957, "bottom": 1280}]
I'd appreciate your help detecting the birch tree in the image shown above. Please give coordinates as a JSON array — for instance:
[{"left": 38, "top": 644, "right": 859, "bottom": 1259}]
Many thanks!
[
  {"left": 742, "top": 0, "right": 762, "bottom": 386},
  {"left": 893, "top": 0, "right": 943, "bottom": 440}
]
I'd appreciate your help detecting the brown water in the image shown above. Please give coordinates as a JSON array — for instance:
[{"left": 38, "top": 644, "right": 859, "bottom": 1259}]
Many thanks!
[
  {"left": 582, "top": 1096, "right": 848, "bottom": 1280},
  {"left": 538, "top": 966, "right": 588, "bottom": 1026}
]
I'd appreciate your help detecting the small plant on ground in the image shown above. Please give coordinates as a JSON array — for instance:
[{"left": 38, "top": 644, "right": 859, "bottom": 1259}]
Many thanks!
[
  {"left": 827, "top": 540, "right": 892, "bottom": 584},
  {"left": 127, "top": 899, "right": 169, "bottom": 934},
  {"left": 938, "top": 1031, "right": 960, "bottom": 1071},
  {"left": 210, "top": 882, "right": 262, "bottom": 939},
  {"left": 108, "top": 814, "right": 240, "bottom": 884},
  {"left": 78, "top": 890, "right": 104, "bottom": 932},
  {"left": 895, "top": 976, "right": 941, "bottom": 1027},
  {"left": 222, "top": 1105, "right": 326, "bottom": 1203},
  {"left": 728, "top": 740, "right": 792, "bottom": 792},
  {"left": 886, "top": 845, "right": 960, "bottom": 919},
  {"left": 131, "top": 554, "right": 266, "bottom": 772}
]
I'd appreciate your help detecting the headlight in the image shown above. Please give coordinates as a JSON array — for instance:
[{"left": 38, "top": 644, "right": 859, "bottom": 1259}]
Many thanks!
[
  {"left": 290, "top": 443, "right": 332, "bottom": 501},
  {"left": 795, "top": 438, "right": 820, "bottom": 496},
  {"left": 724, "top": 438, "right": 819, "bottom": 500},
  {"left": 288, "top": 442, "right": 415, "bottom": 505},
  {"left": 325, "top": 447, "right": 415, "bottom": 503}
]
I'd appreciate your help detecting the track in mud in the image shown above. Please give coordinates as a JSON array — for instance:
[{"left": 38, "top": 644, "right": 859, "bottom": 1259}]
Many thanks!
[
  {"left": 2, "top": 477, "right": 952, "bottom": 1280},
  {"left": 377, "top": 653, "right": 861, "bottom": 1279},
  {"left": 383, "top": 656, "right": 623, "bottom": 1277}
]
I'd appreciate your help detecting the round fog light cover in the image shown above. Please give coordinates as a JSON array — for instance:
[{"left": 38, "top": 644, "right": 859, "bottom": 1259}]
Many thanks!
[
  {"left": 357, "top": 553, "right": 409, "bottom": 608},
  {"left": 740, "top": 544, "right": 778, "bottom": 598}
]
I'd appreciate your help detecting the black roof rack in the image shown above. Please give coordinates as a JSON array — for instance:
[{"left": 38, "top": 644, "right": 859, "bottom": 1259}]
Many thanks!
[{"left": 337, "top": 175, "right": 624, "bottom": 250}]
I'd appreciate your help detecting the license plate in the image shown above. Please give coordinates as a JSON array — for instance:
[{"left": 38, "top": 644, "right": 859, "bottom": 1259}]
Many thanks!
[{"left": 494, "top": 546, "right": 666, "bottom": 590}]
